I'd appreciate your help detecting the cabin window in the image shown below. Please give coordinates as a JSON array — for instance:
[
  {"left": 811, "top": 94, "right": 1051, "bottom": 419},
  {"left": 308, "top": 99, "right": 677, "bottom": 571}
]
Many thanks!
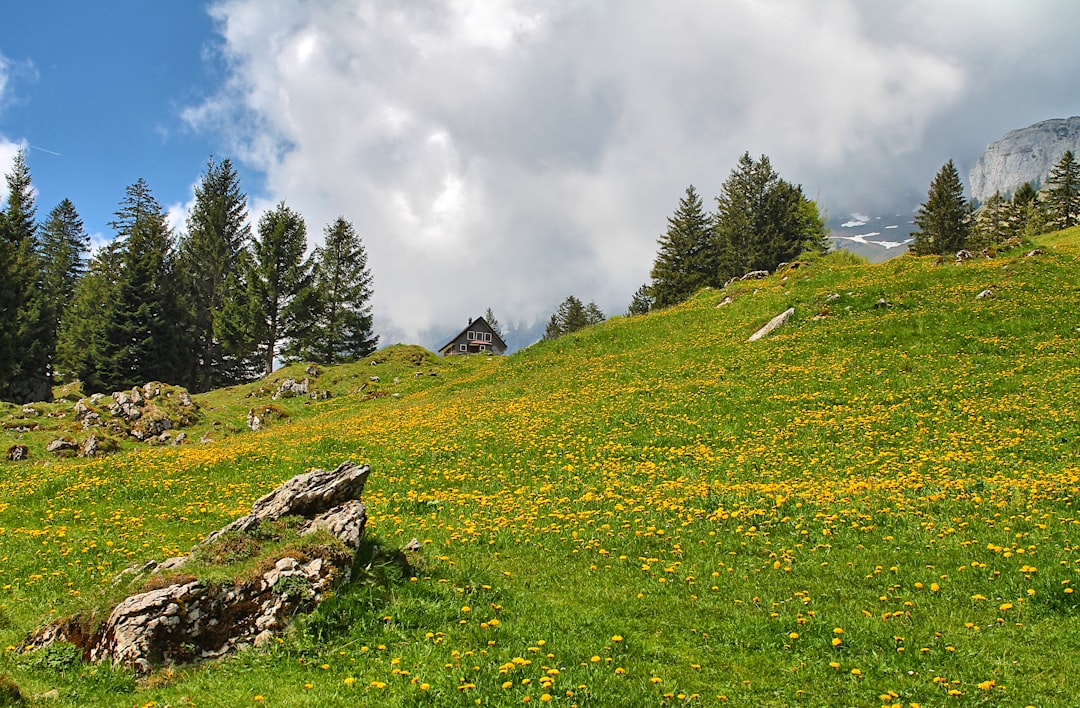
[
  {"left": 459, "top": 343, "right": 467, "bottom": 352},
  {"left": 479, "top": 344, "right": 487, "bottom": 351},
  {"left": 483, "top": 332, "right": 492, "bottom": 342},
  {"left": 467, "top": 330, "right": 475, "bottom": 340}
]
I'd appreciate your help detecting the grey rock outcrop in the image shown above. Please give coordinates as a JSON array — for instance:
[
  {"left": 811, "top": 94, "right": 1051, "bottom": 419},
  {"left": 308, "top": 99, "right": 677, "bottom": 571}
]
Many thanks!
[
  {"left": 24, "top": 461, "right": 372, "bottom": 675},
  {"left": 203, "top": 462, "right": 370, "bottom": 545},
  {"left": 970, "top": 117, "right": 1080, "bottom": 202}
]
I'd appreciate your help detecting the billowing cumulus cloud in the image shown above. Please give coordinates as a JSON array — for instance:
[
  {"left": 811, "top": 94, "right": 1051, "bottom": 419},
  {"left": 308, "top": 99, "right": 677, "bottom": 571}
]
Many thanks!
[
  {"left": 186, "top": 0, "right": 1080, "bottom": 347},
  {"left": 0, "top": 53, "right": 26, "bottom": 203}
]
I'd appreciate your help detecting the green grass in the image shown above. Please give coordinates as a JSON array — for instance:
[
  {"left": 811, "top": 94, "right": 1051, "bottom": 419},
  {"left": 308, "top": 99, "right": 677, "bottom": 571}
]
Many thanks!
[{"left": 2, "top": 232, "right": 1080, "bottom": 706}]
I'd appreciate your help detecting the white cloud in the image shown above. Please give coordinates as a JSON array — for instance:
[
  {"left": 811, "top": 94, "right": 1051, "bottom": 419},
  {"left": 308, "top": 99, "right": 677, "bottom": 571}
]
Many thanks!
[{"left": 188, "top": 0, "right": 1080, "bottom": 346}]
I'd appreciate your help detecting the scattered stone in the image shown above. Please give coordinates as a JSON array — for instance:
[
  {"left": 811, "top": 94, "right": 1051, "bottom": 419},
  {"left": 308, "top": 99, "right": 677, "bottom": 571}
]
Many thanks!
[
  {"left": 35, "top": 689, "right": 59, "bottom": 701},
  {"left": 172, "top": 432, "right": 187, "bottom": 446},
  {"left": 874, "top": 298, "right": 889, "bottom": 309},
  {"left": 1026, "top": 248, "right": 1043, "bottom": 257},
  {"left": 199, "top": 433, "right": 213, "bottom": 444},
  {"left": 46, "top": 437, "right": 79, "bottom": 454},
  {"left": 741, "top": 269, "right": 770, "bottom": 280},
  {"left": 825, "top": 293, "right": 841, "bottom": 303},
  {"left": 747, "top": 307, "right": 795, "bottom": 342},
  {"left": 975, "top": 289, "right": 995, "bottom": 300},
  {"left": 79, "top": 435, "right": 98, "bottom": 458},
  {"left": 369, "top": 376, "right": 380, "bottom": 383},
  {"left": 305, "top": 365, "right": 321, "bottom": 377},
  {"left": 21, "top": 406, "right": 40, "bottom": 417},
  {"left": 955, "top": 249, "right": 974, "bottom": 262},
  {"left": 273, "top": 378, "right": 310, "bottom": 400},
  {"left": 716, "top": 296, "right": 733, "bottom": 308},
  {"left": 6, "top": 444, "right": 29, "bottom": 461},
  {"left": 403, "top": 538, "right": 422, "bottom": 552},
  {"left": 73, "top": 401, "right": 93, "bottom": 421},
  {"left": 248, "top": 413, "right": 262, "bottom": 432}
]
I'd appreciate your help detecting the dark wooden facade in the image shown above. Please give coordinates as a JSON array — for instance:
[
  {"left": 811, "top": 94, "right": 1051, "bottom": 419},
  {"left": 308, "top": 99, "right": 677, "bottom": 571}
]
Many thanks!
[{"left": 438, "top": 316, "right": 507, "bottom": 356}]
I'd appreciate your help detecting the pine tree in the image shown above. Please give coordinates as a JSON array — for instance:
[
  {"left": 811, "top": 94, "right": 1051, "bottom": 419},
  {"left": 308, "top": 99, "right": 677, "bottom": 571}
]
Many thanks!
[
  {"left": 584, "top": 301, "right": 605, "bottom": 326},
  {"left": 296, "top": 217, "right": 378, "bottom": 364},
  {"left": 250, "top": 202, "right": 314, "bottom": 375},
  {"left": 483, "top": 307, "right": 507, "bottom": 339},
  {"left": 40, "top": 199, "right": 89, "bottom": 316},
  {"left": 911, "top": 159, "right": 971, "bottom": 256},
  {"left": 649, "top": 185, "right": 714, "bottom": 309},
  {"left": 542, "top": 295, "right": 603, "bottom": 340},
  {"left": 56, "top": 243, "right": 123, "bottom": 391},
  {"left": 1045, "top": 150, "right": 1080, "bottom": 230},
  {"left": 39, "top": 199, "right": 90, "bottom": 374},
  {"left": 970, "top": 192, "right": 1016, "bottom": 249},
  {"left": 0, "top": 149, "right": 54, "bottom": 402},
  {"left": 627, "top": 284, "right": 653, "bottom": 315},
  {"left": 100, "top": 179, "right": 189, "bottom": 390},
  {"left": 177, "top": 156, "right": 255, "bottom": 390},
  {"left": 713, "top": 153, "right": 827, "bottom": 281},
  {"left": 1013, "top": 182, "right": 1048, "bottom": 237}
]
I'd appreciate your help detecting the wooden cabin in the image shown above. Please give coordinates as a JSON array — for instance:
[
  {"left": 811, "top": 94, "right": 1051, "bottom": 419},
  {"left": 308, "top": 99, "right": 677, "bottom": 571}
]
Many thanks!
[{"left": 438, "top": 316, "right": 507, "bottom": 356}]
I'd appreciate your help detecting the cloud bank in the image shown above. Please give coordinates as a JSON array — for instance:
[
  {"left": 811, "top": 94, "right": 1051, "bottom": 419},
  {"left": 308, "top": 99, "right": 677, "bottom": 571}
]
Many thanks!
[{"left": 186, "top": 0, "right": 1080, "bottom": 346}]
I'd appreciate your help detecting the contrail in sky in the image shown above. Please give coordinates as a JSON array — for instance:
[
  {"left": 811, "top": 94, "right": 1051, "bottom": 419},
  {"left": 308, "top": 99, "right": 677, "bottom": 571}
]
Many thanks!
[{"left": 28, "top": 144, "right": 62, "bottom": 156}]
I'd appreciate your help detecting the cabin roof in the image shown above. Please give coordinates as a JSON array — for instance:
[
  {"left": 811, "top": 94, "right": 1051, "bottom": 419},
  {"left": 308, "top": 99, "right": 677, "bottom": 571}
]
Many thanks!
[{"left": 440, "top": 316, "right": 508, "bottom": 352}]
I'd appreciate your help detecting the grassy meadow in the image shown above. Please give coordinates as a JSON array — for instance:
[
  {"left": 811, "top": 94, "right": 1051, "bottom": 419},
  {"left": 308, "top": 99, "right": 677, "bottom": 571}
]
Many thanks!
[{"left": 2, "top": 231, "right": 1080, "bottom": 706}]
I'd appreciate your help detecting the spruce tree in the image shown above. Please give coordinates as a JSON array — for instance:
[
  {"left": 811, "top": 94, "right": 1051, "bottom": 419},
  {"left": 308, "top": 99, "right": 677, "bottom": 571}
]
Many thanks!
[
  {"left": 1045, "top": 150, "right": 1080, "bottom": 230},
  {"left": 911, "top": 160, "right": 971, "bottom": 256},
  {"left": 251, "top": 202, "right": 314, "bottom": 375},
  {"left": 101, "top": 179, "right": 189, "bottom": 390},
  {"left": 1013, "top": 182, "right": 1048, "bottom": 237},
  {"left": 649, "top": 185, "right": 714, "bottom": 309},
  {"left": 627, "top": 284, "right": 653, "bottom": 315},
  {"left": 713, "top": 153, "right": 827, "bottom": 281},
  {"left": 584, "top": 301, "right": 605, "bottom": 326},
  {"left": 177, "top": 156, "right": 256, "bottom": 390},
  {"left": 483, "top": 307, "right": 507, "bottom": 339},
  {"left": 56, "top": 243, "right": 123, "bottom": 391},
  {"left": 970, "top": 192, "right": 1015, "bottom": 249},
  {"left": 542, "top": 295, "right": 603, "bottom": 340},
  {"left": 295, "top": 216, "right": 378, "bottom": 364},
  {"left": 0, "top": 149, "right": 54, "bottom": 402},
  {"left": 39, "top": 199, "right": 90, "bottom": 374}
]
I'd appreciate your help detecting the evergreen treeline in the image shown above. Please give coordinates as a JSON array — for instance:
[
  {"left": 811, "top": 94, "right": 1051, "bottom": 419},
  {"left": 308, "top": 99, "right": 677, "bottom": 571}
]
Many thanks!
[
  {"left": 642, "top": 152, "right": 829, "bottom": 312},
  {"left": 913, "top": 151, "right": 1080, "bottom": 255},
  {"left": 0, "top": 151, "right": 378, "bottom": 402},
  {"left": 542, "top": 296, "right": 605, "bottom": 341}
]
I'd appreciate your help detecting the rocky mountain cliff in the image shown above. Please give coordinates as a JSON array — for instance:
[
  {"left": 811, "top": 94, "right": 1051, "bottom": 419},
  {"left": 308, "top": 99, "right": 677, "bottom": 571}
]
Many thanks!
[{"left": 970, "top": 116, "right": 1080, "bottom": 202}]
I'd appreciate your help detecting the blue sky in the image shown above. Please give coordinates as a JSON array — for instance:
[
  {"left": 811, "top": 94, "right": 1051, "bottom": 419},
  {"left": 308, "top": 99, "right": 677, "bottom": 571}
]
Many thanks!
[
  {"left": 3, "top": 2, "right": 1080, "bottom": 347},
  {"left": 0, "top": 2, "right": 256, "bottom": 243}
]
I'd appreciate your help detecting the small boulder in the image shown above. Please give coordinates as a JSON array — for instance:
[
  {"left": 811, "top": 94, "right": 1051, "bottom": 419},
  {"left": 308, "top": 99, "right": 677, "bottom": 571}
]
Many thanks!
[
  {"left": 6, "top": 444, "right": 29, "bottom": 461},
  {"left": 79, "top": 436, "right": 98, "bottom": 459},
  {"left": 748, "top": 307, "right": 795, "bottom": 342},
  {"left": 975, "top": 289, "right": 995, "bottom": 300},
  {"left": 46, "top": 437, "right": 79, "bottom": 454}
]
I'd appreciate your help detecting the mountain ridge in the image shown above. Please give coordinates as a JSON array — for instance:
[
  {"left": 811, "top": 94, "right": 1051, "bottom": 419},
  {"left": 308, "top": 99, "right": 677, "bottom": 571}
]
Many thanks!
[{"left": 969, "top": 116, "right": 1080, "bottom": 201}]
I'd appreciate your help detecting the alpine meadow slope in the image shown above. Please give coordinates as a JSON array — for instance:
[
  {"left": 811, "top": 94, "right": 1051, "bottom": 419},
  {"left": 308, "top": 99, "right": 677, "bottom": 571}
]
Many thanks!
[{"left": 1, "top": 232, "right": 1080, "bottom": 706}]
